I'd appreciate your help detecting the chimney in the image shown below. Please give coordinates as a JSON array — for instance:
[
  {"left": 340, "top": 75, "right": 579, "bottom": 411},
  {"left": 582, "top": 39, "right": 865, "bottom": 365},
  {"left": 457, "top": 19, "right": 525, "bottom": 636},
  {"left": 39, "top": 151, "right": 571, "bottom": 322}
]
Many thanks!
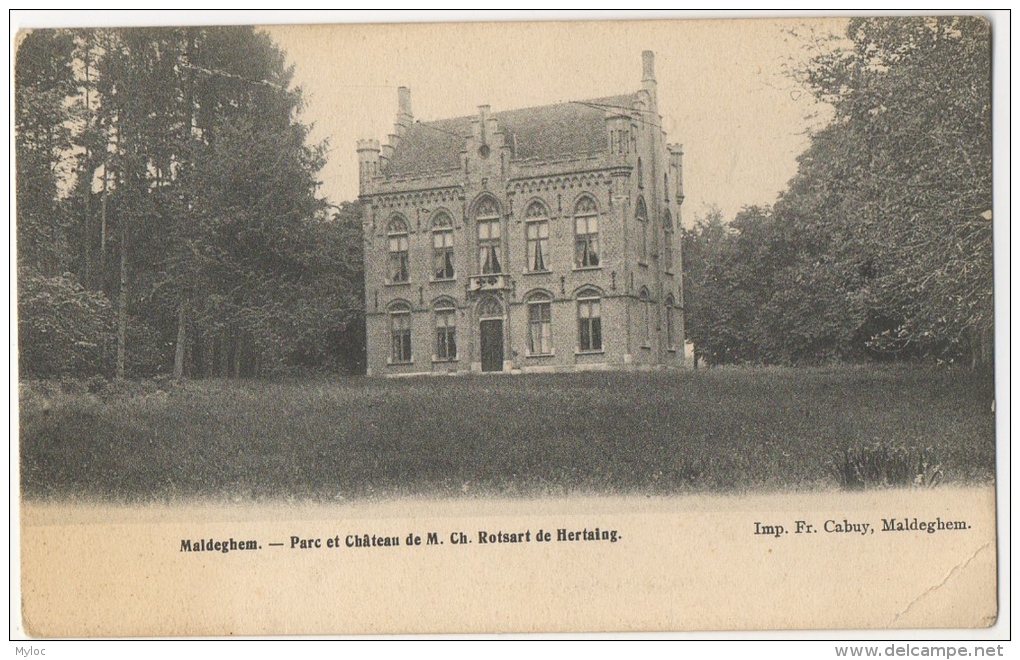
[
  {"left": 397, "top": 86, "right": 413, "bottom": 127},
  {"left": 642, "top": 51, "right": 656, "bottom": 83},
  {"left": 393, "top": 86, "right": 413, "bottom": 140},
  {"left": 477, "top": 104, "right": 491, "bottom": 150},
  {"left": 641, "top": 50, "right": 657, "bottom": 112}
]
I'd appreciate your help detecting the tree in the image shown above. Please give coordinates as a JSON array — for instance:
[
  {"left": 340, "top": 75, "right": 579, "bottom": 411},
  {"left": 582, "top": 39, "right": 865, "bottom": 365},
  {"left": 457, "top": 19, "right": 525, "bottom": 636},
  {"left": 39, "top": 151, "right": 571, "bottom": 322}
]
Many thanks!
[
  {"left": 14, "top": 30, "right": 77, "bottom": 277},
  {"left": 16, "top": 26, "right": 364, "bottom": 379},
  {"left": 796, "top": 16, "right": 993, "bottom": 365},
  {"left": 682, "top": 207, "right": 761, "bottom": 365}
]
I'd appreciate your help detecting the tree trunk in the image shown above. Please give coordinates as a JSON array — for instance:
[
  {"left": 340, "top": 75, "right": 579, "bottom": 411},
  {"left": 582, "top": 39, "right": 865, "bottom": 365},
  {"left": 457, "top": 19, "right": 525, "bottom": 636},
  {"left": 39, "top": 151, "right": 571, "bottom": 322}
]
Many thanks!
[
  {"left": 100, "top": 169, "right": 107, "bottom": 288},
  {"left": 203, "top": 331, "right": 215, "bottom": 379},
  {"left": 230, "top": 328, "right": 240, "bottom": 379},
  {"left": 173, "top": 300, "right": 188, "bottom": 381},
  {"left": 116, "top": 211, "right": 128, "bottom": 379},
  {"left": 219, "top": 331, "right": 229, "bottom": 378},
  {"left": 82, "top": 42, "right": 93, "bottom": 289}
]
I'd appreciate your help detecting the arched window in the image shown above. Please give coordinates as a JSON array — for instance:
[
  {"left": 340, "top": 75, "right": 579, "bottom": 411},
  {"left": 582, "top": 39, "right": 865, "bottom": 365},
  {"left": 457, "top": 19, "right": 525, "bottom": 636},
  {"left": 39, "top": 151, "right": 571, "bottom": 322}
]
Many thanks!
[
  {"left": 526, "top": 292, "right": 553, "bottom": 356},
  {"left": 636, "top": 197, "right": 648, "bottom": 263},
  {"left": 434, "top": 301, "right": 457, "bottom": 360},
  {"left": 387, "top": 217, "right": 410, "bottom": 283},
  {"left": 524, "top": 201, "right": 550, "bottom": 272},
  {"left": 665, "top": 294, "right": 677, "bottom": 350},
  {"left": 389, "top": 302, "right": 412, "bottom": 363},
  {"left": 475, "top": 197, "right": 502, "bottom": 274},
  {"left": 640, "top": 287, "right": 651, "bottom": 345},
  {"left": 663, "top": 209, "right": 674, "bottom": 272},
  {"left": 637, "top": 157, "right": 644, "bottom": 188},
  {"left": 574, "top": 196, "right": 600, "bottom": 268},
  {"left": 577, "top": 291, "right": 603, "bottom": 352},
  {"left": 432, "top": 212, "right": 455, "bottom": 280}
]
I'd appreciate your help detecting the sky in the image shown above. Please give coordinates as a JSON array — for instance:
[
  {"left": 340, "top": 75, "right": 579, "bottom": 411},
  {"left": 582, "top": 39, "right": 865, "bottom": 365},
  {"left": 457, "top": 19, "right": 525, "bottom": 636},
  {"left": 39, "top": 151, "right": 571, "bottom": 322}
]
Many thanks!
[
  {"left": 261, "top": 16, "right": 844, "bottom": 224},
  {"left": 10, "top": 11, "right": 846, "bottom": 223}
]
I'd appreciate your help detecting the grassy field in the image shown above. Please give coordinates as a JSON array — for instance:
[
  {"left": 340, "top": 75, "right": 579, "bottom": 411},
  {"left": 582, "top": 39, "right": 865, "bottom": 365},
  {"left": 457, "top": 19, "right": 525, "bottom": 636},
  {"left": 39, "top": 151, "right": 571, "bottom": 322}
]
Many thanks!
[{"left": 18, "top": 367, "right": 996, "bottom": 501}]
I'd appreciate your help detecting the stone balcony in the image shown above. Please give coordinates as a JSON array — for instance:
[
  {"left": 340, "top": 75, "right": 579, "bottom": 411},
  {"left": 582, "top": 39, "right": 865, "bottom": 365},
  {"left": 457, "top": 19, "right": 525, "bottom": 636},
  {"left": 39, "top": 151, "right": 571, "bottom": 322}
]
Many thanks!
[{"left": 467, "top": 273, "right": 514, "bottom": 295}]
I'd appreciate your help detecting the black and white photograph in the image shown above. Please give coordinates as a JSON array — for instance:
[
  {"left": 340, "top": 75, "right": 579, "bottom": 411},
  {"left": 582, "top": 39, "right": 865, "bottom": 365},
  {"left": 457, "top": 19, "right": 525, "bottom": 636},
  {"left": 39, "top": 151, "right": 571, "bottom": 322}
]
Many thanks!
[{"left": 11, "top": 11, "right": 1006, "bottom": 644}]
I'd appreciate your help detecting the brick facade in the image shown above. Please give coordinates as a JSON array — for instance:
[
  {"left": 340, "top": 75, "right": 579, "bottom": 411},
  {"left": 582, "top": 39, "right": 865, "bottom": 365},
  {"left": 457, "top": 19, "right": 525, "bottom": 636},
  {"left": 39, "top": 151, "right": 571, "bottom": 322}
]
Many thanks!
[{"left": 359, "top": 52, "right": 686, "bottom": 376}]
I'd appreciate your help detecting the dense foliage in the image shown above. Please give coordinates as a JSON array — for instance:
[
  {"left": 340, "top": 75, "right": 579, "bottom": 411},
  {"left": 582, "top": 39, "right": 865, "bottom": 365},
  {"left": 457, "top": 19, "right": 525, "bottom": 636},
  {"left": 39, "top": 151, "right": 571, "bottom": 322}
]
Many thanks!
[
  {"left": 683, "top": 17, "right": 993, "bottom": 367},
  {"left": 15, "top": 27, "right": 365, "bottom": 378}
]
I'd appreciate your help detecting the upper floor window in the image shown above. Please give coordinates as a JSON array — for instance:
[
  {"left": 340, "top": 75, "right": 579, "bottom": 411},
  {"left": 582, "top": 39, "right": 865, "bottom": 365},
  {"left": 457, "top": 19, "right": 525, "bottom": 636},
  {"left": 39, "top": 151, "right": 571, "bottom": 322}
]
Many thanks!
[
  {"left": 640, "top": 287, "right": 651, "bottom": 345},
  {"left": 636, "top": 197, "right": 649, "bottom": 263},
  {"left": 665, "top": 294, "right": 677, "bottom": 350},
  {"left": 434, "top": 302, "right": 457, "bottom": 360},
  {"left": 387, "top": 216, "right": 410, "bottom": 283},
  {"left": 525, "top": 201, "right": 550, "bottom": 272},
  {"left": 577, "top": 293, "right": 603, "bottom": 352},
  {"left": 574, "top": 196, "right": 600, "bottom": 268},
  {"left": 432, "top": 212, "right": 455, "bottom": 280},
  {"left": 527, "top": 292, "right": 553, "bottom": 356},
  {"left": 476, "top": 198, "right": 502, "bottom": 274},
  {"left": 389, "top": 301, "right": 412, "bottom": 363},
  {"left": 663, "top": 209, "right": 674, "bottom": 272}
]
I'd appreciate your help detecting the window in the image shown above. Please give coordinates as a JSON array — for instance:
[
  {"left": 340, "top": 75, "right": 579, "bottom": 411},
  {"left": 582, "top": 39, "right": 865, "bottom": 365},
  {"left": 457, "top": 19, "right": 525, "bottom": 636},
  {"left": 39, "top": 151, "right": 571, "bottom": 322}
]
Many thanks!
[
  {"left": 663, "top": 210, "right": 674, "bottom": 272},
  {"left": 527, "top": 293, "right": 553, "bottom": 355},
  {"left": 524, "top": 202, "right": 550, "bottom": 272},
  {"left": 476, "top": 198, "right": 502, "bottom": 274},
  {"left": 640, "top": 288, "right": 651, "bottom": 345},
  {"left": 432, "top": 212, "right": 455, "bottom": 280},
  {"left": 574, "top": 196, "right": 600, "bottom": 268},
  {"left": 636, "top": 197, "right": 648, "bottom": 263},
  {"left": 435, "top": 304, "right": 457, "bottom": 360},
  {"left": 665, "top": 295, "right": 677, "bottom": 350},
  {"left": 389, "top": 303, "right": 412, "bottom": 363},
  {"left": 387, "top": 217, "right": 410, "bottom": 283},
  {"left": 578, "top": 295, "right": 603, "bottom": 352}
]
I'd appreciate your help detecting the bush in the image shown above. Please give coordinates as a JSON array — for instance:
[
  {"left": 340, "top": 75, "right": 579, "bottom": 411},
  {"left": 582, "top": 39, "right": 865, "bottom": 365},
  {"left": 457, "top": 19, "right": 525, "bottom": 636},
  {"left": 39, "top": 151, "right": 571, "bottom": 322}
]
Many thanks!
[
  {"left": 829, "top": 442, "right": 943, "bottom": 490},
  {"left": 18, "top": 272, "right": 171, "bottom": 378},
  {"left": 18, "top": 272, "right": 117, "bottom": 378}
]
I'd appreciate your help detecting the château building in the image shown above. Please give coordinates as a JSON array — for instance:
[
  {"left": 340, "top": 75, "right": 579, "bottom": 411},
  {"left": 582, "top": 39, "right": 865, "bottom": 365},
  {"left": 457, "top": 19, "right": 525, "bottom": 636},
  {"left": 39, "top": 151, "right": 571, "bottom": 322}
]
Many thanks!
[{"left": 359, "top": 51, "right": 686, "bottom": 375}]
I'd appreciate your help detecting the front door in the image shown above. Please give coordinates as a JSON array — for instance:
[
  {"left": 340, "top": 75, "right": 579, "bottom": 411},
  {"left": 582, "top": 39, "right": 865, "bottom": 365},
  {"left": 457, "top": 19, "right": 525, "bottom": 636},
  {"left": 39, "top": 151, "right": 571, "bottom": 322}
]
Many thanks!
[{"left": 480, "top": 320, "right": 504, "bottom": 372}]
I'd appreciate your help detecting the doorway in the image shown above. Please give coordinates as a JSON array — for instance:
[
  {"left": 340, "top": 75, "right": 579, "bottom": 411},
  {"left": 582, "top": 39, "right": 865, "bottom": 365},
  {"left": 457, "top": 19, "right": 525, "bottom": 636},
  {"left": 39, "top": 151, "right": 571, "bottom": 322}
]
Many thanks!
[{"left": 480, "top": 319, "right": 504, "bottom": 372}]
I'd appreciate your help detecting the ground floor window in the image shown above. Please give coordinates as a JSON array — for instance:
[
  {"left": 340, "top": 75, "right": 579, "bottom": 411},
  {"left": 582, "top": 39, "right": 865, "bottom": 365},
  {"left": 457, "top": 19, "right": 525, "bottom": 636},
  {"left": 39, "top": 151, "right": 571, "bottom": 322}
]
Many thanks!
[
  {"left": 640, "top": 288, "right": 651, "bottom": 345},
  {"left": 666, "top": 296, "right": 677, "bottom": 350},
  {"left": 528, "top": 297, "right": 553, "bottom": 355},
  {"left": 435, "top": 307, "right": 457, "bottom": 360},
  {"left": 578, "top": 297, "right": 603, "bottom": 352},
  {"left": 390, "top": 305, "right": 412, "bottom": 362}
]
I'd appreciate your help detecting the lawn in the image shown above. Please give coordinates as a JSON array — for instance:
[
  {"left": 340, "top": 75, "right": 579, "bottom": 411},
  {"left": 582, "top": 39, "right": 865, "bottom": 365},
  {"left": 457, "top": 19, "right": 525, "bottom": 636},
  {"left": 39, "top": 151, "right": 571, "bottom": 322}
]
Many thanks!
[{"left": 18, "top": 366, "right": 997, "bottom": 501}]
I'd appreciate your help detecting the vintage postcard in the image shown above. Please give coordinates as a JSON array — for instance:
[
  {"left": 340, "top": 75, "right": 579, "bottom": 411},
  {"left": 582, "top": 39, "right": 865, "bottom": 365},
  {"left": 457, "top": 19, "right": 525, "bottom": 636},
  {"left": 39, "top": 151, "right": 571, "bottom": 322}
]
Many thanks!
[{"left": 12, "top": 13, "right": 1004, "bottom": 639}]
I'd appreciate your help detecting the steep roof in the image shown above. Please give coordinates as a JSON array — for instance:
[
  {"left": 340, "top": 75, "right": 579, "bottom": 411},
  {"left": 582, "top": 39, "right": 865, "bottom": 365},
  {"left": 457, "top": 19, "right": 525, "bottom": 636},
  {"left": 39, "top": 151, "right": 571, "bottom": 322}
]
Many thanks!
[{"left": 385, "top": 93, "right": 638, "bottom": 177}]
